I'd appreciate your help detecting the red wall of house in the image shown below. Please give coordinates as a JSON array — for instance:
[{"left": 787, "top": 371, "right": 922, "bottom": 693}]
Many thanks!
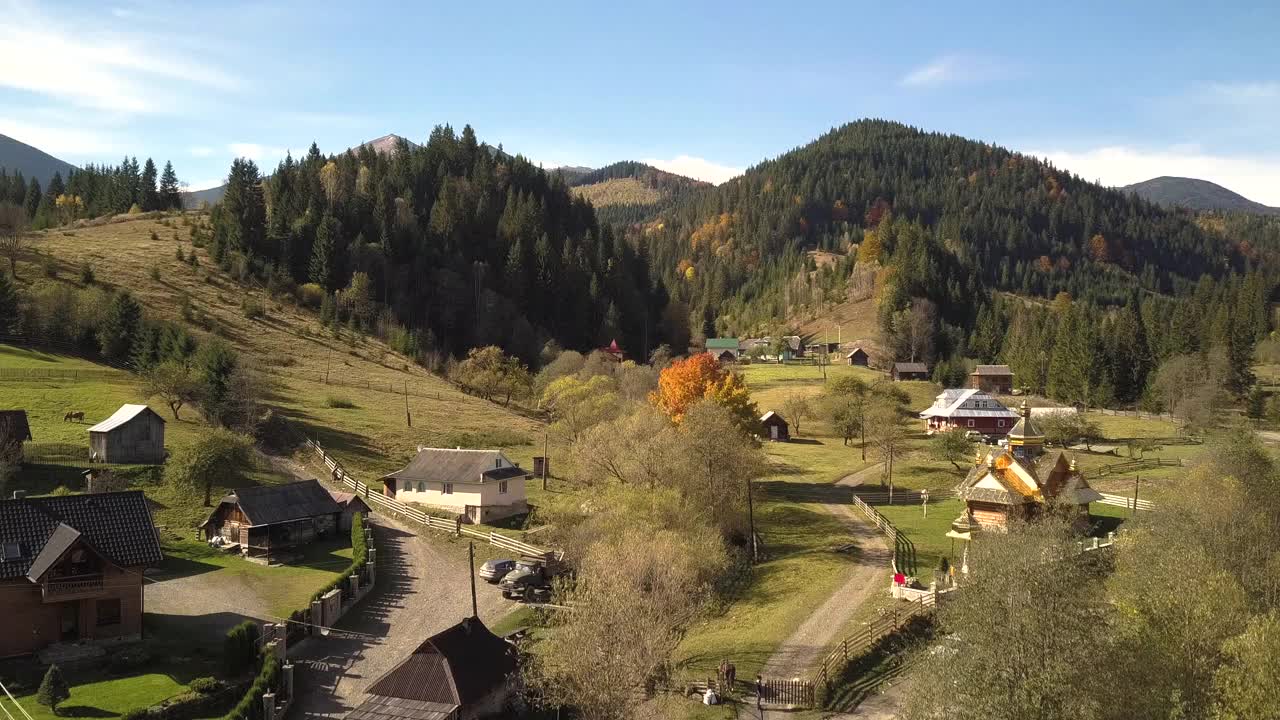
[
  {"left": 0, "top": 566, "right": 145, "bottom": 658},
  {"left": 926, "top": 415, "right": 1013, "bottom": 435}
]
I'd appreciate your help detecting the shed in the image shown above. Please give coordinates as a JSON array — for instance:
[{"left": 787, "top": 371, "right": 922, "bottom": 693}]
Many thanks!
[
  {"left": 328, "top": 490, "right": 374, "bottom": 532},
  {"left": 201, "top": 480, "right": 343, "bottom": 563},
  {"left": 87, "top": 405, "right": 165, "bottom": 464},
  {"left": 891, "top": 362, "right": 929, "bottom": 381},
  {"left": 846, "top": 348, "right": 869, "bottom": 366},
  {"left": 760, "top": 411, "right": 790, "bottom": 442},
  {"left": 706, "top": 338, "right": 740, "bottom": 362},
  {"left": 970, "top": 365, "right": 1015, "bottom": 394},
  {"left": 0, "top": 410, "right": 32, "bottom": 463}
]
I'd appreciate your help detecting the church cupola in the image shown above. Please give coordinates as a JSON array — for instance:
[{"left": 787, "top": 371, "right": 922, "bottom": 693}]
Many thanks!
[{"left": 1007, "top": 400, "right": 1045, "bottom": 460}]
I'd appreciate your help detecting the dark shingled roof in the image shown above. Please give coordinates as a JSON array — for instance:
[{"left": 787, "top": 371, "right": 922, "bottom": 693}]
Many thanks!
[
  {"left": 220, "top": 479, "right": 341, "bottom": 526},
  {"left": 345, "top": 695, "right": 454, "bottom": 720},
  {"left": 0, "top": 491, "right": 163, "bottom": 580},
  {"left": 0, "top": 410, "right": 33, "bottom": 442},
  {"left": 364, "top": 617, "right": 517, "bottom": 708},
  {"left": 383, "top": 449, "right": 530, "bottom": 486},
  {"left": 972, "top": 364, "right": 1014, "bottom": 376},
  {"left": 894, "top": 362, "right": 928, "bottom": 374}
]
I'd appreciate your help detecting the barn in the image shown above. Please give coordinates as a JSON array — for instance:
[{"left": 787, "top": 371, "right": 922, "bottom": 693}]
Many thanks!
[
  {"left": 846, "top": 348, "right": 869, "bottom": 367},
  {"left": 760, "top": 411, "right": 790, "bottom": 441},
  {"left": 891, "top": 362, "right": 930, "bottom": 381},
  {"left": 201, "top": 480, "right": 344, "bottom": 564},
  {"left": 328, "top": 490, "right": 374, "bottom": 532},
  {"left": 87, "top": 405, "right": 166, "bottom": 464}
]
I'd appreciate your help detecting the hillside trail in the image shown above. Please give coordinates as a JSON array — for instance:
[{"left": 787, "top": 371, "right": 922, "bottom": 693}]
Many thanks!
[{"left": 744, "top": 463, "right": 893, "bottom": 719}]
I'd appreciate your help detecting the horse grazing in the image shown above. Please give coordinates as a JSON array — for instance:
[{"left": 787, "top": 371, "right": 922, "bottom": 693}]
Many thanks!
[{"left": 64, "top": 411, "right": 85, "bottom": 422}]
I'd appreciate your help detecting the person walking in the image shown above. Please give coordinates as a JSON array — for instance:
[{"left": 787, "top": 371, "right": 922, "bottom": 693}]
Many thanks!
[{"left": 755, "top": 675, "right": 764, "bottom": 710}]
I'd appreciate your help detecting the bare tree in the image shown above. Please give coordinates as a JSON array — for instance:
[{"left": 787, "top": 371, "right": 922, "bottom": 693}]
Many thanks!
[
  {"left": 781, "top": 392, "right": 813, "bottom": 436},
  {"left": 867, "top": 396, "right": 908, "bottom": 499},
  {"left": 0, "top": 203, "right": 29, "bottom": 278}
]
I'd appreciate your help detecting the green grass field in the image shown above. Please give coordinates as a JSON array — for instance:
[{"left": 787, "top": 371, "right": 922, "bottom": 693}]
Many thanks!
[{"left": 12, "top": 672, "right": 190, "bottom": 720}]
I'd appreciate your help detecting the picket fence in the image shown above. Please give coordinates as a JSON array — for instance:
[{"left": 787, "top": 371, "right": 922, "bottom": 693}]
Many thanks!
[
  {"left": 303, "top": 437, "right": 555, "bottom": 560},
  {"left": 1096, "top": 492, "right": 1156, "bottom": 512}
]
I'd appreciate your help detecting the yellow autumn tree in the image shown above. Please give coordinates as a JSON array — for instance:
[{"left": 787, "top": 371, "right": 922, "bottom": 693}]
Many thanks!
[{"left": 650, "top": 353, "right": 758, "bottom": 433}]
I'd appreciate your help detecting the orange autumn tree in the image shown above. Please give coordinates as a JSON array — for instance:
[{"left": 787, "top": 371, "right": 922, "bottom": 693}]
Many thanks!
[{"left": 649, "top": 353, "right": 759, "bottom": 433}]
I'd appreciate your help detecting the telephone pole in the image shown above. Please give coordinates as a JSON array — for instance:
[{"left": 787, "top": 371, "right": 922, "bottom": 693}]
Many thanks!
[{"left": 468, "top": 542, "right": 479, "bottom": 618}]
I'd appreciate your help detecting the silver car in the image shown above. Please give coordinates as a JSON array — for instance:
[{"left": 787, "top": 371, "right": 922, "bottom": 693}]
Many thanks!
[{"left": 479, "top": 558, "right": 516, "bottom": 583}]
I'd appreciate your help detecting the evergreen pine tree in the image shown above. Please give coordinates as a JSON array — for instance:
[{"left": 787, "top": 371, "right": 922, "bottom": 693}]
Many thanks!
[
  {"left": 0, "top": 272, "right": 17, "bottom": 333},
  {"left": 98, "top": 292, "right": 143, "bottom": 362},
  {"left": 159, "top": 161, "right": 181, "bottom": 210},
  {"left": 23, "top": 177, "right": 41, "bottom": 220},
  {"left": 141, "top": 158, "right": 159, "bottom": 211},
  {"left": 309, "top": 213, "right": 340, "bottom": 290},
  {"left": 36, "top": 664, "right": 70, "bottom": 712}
]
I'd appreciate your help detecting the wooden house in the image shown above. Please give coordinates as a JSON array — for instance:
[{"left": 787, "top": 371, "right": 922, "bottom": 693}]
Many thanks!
[
  {"left": 947, "top": 402, "right": 1102, "bottom": 539},
  {"left": 969, "top": 365, "right": 1015, "bottom": 394},
  {"left": 382, "top": 448, "right": 531, "bottom": 524},
  {"left": 598, "top": 339, "right": 625, "bottom": 363},
  {"left": 846, "top": 348, "right": 869, "bottom": 366},
  {"left": 706, "top": 338, "right": 741, "bottom": 362},
  {"left": 0, "top": 410, "right": 32, "bottom": 463},
  {"left": 201, "top": 480, "right": 343, "bottom": 563},
  {"left": 347, "top": 616, "right": 518, "bottom": 720},
  {"left": 919, "top": 389, "right": 1020, "bottom": 437},
  {"left": 328, "top": 490, "right": 374, "bottom": 532},
  {"left": 891, "top": 362, "right": 929, "bottom": 381},
  {"left": 0, "top": 491, "right": 162, "bottom": 659},
  {"left": 760, "top": 411, "right": 790, "bottom": 442},
  {"left": 87, "top": 405, "right": 165, "bottom": 464}
]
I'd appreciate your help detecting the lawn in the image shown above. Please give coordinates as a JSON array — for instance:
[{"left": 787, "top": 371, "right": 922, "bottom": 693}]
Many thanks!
[{"left": 12, "top": 672, "right": 189, "bottom": 720}]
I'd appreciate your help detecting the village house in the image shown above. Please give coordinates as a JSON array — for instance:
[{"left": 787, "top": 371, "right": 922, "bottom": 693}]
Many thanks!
[
  {"left": 919, "top": 388, "right": 1020, "bottom": 436},
  {"left": 346, "top": 616, "right": 519, "bottom": 720},
  {"left": 760, "top": 411, "right": 790, "bottom": 442},
  {"left": 0, "top": 490, "right": 163, "bottom": 659},
  {"left": 891, "top": 362, "right": 929, "bottom": 381},
  {"left": 947, "top": 402, "right": 1102, "bottom": 539},
  {"left": 969, "top": 364, "right": 1015, "bottom": 394},
  {"left": 598, "top": 339, "right": 625, "bottom": 363},
  {"left": 706, "top": 337, "right": 741, "bottom": 362},
  {"left": 0, "top": 410, "right": 32, "bottom": 462},
  {"left": 88, "top": 404, "right": 166, "bottom": 464},
  {"left": 382, "top": 448, "right": 531, "bottom": 524},
  {"left": 846, "top": 347, "right": 870, "bottom": 367},
  {"left": 328, "top": 490, "right": 374, "bottom": 532},
  {"left": 200, "top": 480, "right": 344, "bottom": 564}
]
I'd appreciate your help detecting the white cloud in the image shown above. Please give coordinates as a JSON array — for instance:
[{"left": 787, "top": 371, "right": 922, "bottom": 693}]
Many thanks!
[
  {"left": 641, "top": 155, "right": 743, "bottom": 185},
  {"left": 1027, "top": 145, "right": 1280, "bottom": 207},
  {"left": 0, "top": 0, "right": 240, "bottom": 115},
  {"left": 189, "top": 146, "right": 214, "bottom": 157},
  {"left": 0, "top": 117, "right": 121, "bottom": 156},
  {"left": 228, "top": 142, "right": 290, "bottom": 166},
  {"left": 900, "top": 54, "right": 1005, "bottom": 88},
  {"left": 186, "top": 178, "right": 224, "bottom": 192}
]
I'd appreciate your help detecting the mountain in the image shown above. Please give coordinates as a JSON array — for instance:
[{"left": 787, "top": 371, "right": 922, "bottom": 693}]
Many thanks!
[
  {"left": 1122, "top": 176, "right": 1279, "bottom": 215},
  {"left": 569, "top": 161, "right": 710, "bottom": 226},
  {"left": 183, "top": 133, "right": 421, "bottom": 209},
  {"left": 0, "top": 132, "right": 77, "bottom": 186},
  {"left": 551, "top": 165, "right": 594, "bottom": 183}
]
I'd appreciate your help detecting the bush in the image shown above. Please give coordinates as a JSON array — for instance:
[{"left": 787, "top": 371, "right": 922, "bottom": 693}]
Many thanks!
[
  {"left": 176, "top": 246, "right": 185, "bottom": 262},
  {"left": 42, "top": 257, "right": 58, "bottom": 278},
  {"left": 108, "top": 645, "right": 152, "bottom": 674},
  {"left": 122, "top": 708, "right": 149, "bottom": 720},
  {"left": 150, "top": 265, "right": 162, "bottom": 281},
  {"left": 298, "top": 283, "right": 325, "bottom": 309},
  {"left": 224, "top": 621, "right": 261, "bottom": 676},
  {"left": 129, "top": 203, "right": 143, "bottom": 214},
  {"left": 325, "top": 395, "right": 356, "bottom": 409},
  {"left": 80, "top": 262, "right": 95, "bottom": 285},
  {"left": 241, "top": 297, "right": 265, "bottom": 320},
  {"left": 150, "top": 230, "right": 160, "bottom": 241},
  {"left": 190, "top": 676, "right": 221, "bottom": 694},
  {"left": 222, "top": 649, "right": 280, "bottom": 720}
]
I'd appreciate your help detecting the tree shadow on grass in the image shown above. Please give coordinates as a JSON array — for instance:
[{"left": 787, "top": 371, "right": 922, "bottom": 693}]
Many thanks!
[
  {"left": 54, "top": 706, "right": 115, "bottom": 718},
  {"left": 760, "top": 480, "right": 853, "bottom": 505},
  {"left": 151, "top": 553, "right": 222, "bottom": 581}
]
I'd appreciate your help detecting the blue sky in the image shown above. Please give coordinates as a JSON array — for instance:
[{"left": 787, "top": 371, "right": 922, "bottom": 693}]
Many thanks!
[{"left": 3, "top": 0, "right": 1280, "bottom": 203}]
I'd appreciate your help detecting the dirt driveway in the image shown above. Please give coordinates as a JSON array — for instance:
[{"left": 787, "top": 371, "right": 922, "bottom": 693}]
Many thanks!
[{"left": 288, "top": 513, "right": 516, "bottom": 718}]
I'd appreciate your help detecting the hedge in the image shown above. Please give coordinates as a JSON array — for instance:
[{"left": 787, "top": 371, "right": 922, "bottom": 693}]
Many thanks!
[
  {"left": 223, "top": 621, "right": 260, "bottom": 676},
  {"left": 286, "top": 512, "right": 370, "bottom": 644},
  {"left": 220, "top": 648, "right": 280, "bottom": 720}
]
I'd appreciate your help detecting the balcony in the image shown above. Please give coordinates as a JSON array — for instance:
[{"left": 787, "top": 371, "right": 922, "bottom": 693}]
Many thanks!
[{"left": 42, "top": 574, "right": 106, "bottom": 602}]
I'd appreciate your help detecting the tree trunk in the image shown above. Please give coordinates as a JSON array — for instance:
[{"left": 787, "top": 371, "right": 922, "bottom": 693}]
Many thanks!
[{"left": 204, "top": 481, "right": 213, "bottom": 507}]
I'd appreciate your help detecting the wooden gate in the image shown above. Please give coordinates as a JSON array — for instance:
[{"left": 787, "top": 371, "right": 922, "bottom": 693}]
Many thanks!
[{"left": 758, "top": 677, "right": 815, "bottom": 708}]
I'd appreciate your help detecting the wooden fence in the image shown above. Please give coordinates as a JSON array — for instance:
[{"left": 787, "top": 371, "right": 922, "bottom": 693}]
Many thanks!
[
  {"left": 849, "top": 494, "right": 916, "bottom": 576},
  {"left": 758, "top": 678, "right": 815, "bottom": 709},
  {"left": 811, "top": 594, "right": 937, "bottom": 691},
  {"left": 303, "top": 437, "right": 556, "bottom": 560},
  {"left": 1096, "top": 492, "right": 1156, "bottom": 512},
  {"left": 1092, "top": 457, "right": 1181, "bottom": 477},
  {"left": 851, "top": 488, "right": 956, "bottom": 505}
]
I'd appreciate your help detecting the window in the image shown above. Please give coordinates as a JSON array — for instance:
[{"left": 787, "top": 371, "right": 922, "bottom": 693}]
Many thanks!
[
  {"left": 96, "top": 598, "right": 121, "bottom": 627},
  {"left": 967, "top": 419, "right": 976, "bottom": 428},
  {"left": 998, "top": 420, "right": 1006, "bottom": 428},
  {"left": 417, "top": 481, "right": 425, "bottom": 492},
  {"left": 499, "top": 481, "right": 508, "bottom": 494},
  {"left": 442, "top": 483, "right": 454, "bottom": 495},
  {"left": 495, "top": 458, "right": 502, "bottom": 468}
]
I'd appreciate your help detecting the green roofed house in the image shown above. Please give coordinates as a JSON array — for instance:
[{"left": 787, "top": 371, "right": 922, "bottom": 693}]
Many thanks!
[{"left": 706, "top": 338, "right": 741, "bottom": 363}]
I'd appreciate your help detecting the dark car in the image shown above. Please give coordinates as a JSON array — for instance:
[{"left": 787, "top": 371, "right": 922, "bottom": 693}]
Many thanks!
[
  {"left": 499, "top": 560, "right": 552, "bottom": 602},
  {"left": 479, "top": 558, "right": 516, "bottom": 583}
]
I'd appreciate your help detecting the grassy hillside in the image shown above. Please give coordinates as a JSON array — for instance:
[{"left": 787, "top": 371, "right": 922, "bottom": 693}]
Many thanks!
[{"left": 16, "top": 213, "right": 544, "bottom": 482}]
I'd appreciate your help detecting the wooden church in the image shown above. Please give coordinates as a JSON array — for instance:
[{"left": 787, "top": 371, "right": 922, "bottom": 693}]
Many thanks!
[{"left": 947, "top": 401, "right": 1102, "bottom": 540}]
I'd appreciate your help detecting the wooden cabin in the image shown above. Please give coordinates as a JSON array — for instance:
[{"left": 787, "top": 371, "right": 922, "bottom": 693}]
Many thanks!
[
  {"left": 846, "top": 348, "right": 869, "bottom": 366},
  {"left": 201, "top": 480, "right": 343, "bottom": 563},
  {"left": 328, "top": 490, "right": 373, "bottom": 532},
  {"left": 891, "top": 362, "right": 929, "bottom": 381},
  {"left": 87, "top": 405, "right": 165, "bottom": 464},
  {"left": 969, "top": 365, "right": 1015, "bottom": 394},
  {"left": 948, "top": 402, "right": 1102, "bottom": 540},
  {"left": 760, "top": 411, "right": 790, "bottom": 442},
  {"left": 0, "top": 410, "right": 32, "bottom": 463}
]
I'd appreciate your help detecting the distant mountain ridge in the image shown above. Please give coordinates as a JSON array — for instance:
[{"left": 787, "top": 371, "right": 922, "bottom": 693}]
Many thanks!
[
  {"left": 1122, "top": 176, "right": 1279, "bottom": 215},
  {"left": 0, "top": 132, "right": 78, "bottom": 186}
]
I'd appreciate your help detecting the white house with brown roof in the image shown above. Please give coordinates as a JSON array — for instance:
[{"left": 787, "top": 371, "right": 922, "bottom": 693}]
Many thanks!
[{"left": 381, "top": 449, "right": 530, "bottom": 524}]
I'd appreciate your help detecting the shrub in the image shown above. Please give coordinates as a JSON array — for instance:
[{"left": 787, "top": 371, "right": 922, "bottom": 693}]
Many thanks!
[
  {"left": 176, "top": 246, "right": 185, "bottom": 262},
  {"left": 223, "top": 620, "right": 261, "bottom": 676},
  {"left": 36, "top": 664, "right": 70, "bottom": 712},
  {"left": 299, "top": 283, "right": 325, "bottom": 308},
  {"left": 241, "top": 297, "right": 265, "bottom": 320},
  {"left": 150, "top": 265, "right": 162, "bottom": 282},
  {"left": 190, "top": 676, "right": 221, "bottom": 694},
  {"left": 189, "top": 252, "right": 200, "bottom": 268},
  {"left": 108, "top": 645, "right": 151, "bottom": 674},
  {"left": 79, "top": 262, "right": 95, "bottom": 285},
  {"left": 325, "top": 395, "right": 356, "bottom": 409},
  {"left": 223, "top": 650, "right": 279, "bottom": 720},
  {"left": 42, "top": 257, "right": 58, "bottom": 278},
  {"left": 129, "top": 203, "right": 143, "bottom": 214},
  {"left": 121, "top": 708, "right": 149, "bottom": 720},
  {"left": 150, "top": 230, "right": 160, "bottom": 241}
]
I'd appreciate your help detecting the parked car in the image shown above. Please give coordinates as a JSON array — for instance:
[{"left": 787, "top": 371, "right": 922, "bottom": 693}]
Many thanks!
[
  {"left": 499, "top": 560, "right": 553, "bottom": 602},
  {"left": 479, "top": 558, "right": 516, "bottom": 583}
]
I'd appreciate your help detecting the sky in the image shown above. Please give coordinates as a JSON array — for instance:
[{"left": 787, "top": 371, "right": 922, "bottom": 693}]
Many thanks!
[{"left": 3, "top": 0, "right": 1280, "bottom": 204}]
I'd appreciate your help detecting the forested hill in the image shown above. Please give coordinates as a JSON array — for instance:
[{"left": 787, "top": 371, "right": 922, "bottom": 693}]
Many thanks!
[
  {"left": 640, "top": 119, "right": 1274, "bottom": 336},
  {"left": 208, "top": 124, "right": 669, "bottom": 364},
  {"left": 569, "top": 161, "right": 710, "bottom": 226},
  {"left": 0, "top": 132, "right": 77, "bottom": 186}
]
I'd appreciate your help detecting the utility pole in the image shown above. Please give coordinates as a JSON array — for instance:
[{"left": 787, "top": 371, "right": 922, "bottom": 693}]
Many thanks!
[
  {"left": 1132, "top": 475, "right": 1140, "bottom": 517},
  {"left": 468, "top": 542, "right": 478, "bottom": 618},
  {"left": 325, "top": 346, "right": 332, "bottom": 385},
  {"left": 542, "top": 429, "right": 549, "bottom": 491},
  {"left": 746, "top": 477, "right": 757, "bottom": 564},
  {"left": 404, "top": 380, "right": 411, "bottom": 427}
]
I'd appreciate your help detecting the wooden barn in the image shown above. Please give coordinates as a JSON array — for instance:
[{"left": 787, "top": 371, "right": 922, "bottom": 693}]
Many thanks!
[
  {"left": 760, "top": 411, "right": 790, "bottom": 441},
  {"left": 201, "top": 480, "right": 343, "bottom": 563},
  {"left": 328, "top": 490, "right": 373, "bottom": 532},
  {"left": 87, "top": 405, "right": 165, "bottom": 464},
  {"left": 970, "top": 365, "right": 1015, "bottom": 394},
  {"left": 891, "top": 362, "right": 929, "bottom": 381},
  {"left": 0, "top": 410, "right": 32, "bottom": 463},
  {"left": 846, "top": 348, "right": 869, "bottom": 366}
]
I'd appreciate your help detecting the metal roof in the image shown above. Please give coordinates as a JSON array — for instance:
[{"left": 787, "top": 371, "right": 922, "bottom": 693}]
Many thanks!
[
  {"left": 364, "top": 617, "right": 517, "bottom": 707},
  {"left": 383, "top": 449, "right": 530, "bottom": 486},
  {"left": 219, "top": 479, "right": 342, "bottom": 527},
  {"left": 706, "top": 338, "right": 740, "bottom": 350},
  {"left": 87, "top": 404, "right": 164, "bottom": 433},
  {"left": 0, "top": 491, "right": 163, "bottom": 581},
  {"left": 920, "top": 389, "right": 1019, "bottom": 419}
]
